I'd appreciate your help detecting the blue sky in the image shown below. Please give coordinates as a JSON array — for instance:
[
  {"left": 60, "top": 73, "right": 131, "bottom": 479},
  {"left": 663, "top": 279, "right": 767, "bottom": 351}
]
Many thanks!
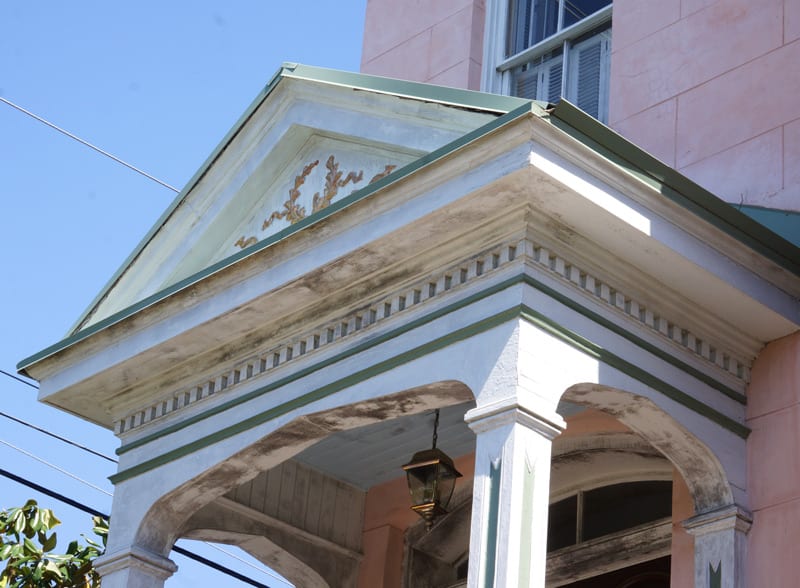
[{"left": 1, "top": 2, "right": 366, "bottom": 585}]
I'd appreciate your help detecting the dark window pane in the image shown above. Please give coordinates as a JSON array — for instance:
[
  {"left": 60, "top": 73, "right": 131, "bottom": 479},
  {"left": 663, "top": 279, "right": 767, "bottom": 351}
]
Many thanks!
[
  {"left": 563, "top": 0, "right": 612, "bottom": 28},
  {"left": 456, "top": 559, "right": 469, "bottom": 580},
  {"left": 547, "top": 494, "right": 578, "bottom": 551},
  {"left": 582, "top": 481, "right": 672, "bottom": 541},
  {"left": 507, "top": 0, "right": 559, "bottom": 54}
]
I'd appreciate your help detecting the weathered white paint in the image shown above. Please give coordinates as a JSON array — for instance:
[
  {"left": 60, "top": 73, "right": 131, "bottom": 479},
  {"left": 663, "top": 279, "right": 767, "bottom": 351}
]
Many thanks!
[
  {"left": 684, "top": 504, "right": 752, "bottom": 588},
  {"left": 466, "top": 397, "right": 565, "bottom": 587},
  {"left": 25, "top": 74, "right": 800, "bottom": 588},
  {"left": 93, "top": 546, "right": 177, "bottom": 588}
]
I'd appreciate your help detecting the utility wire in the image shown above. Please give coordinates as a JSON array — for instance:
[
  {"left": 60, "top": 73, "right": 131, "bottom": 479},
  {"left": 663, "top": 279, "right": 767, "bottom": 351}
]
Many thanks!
[
  {"left": 1, "top": 372, "right": 287, "bottom": 584},
  {"left": 0, "top": 430, "right": 286, "bottom": 584},
  {"left": 0, "top": 370, "right": 118, "bottom": 463},
  {"left": 0, "top": 368, "right": 37, "bottom": 389},
  {"left": 0, "top": 438, "right": 112, "bottom": 496},
  {"left": 0, "top": 409, "right": 117, "bottom": 464},
  {"left": 201, "top": 542, "right": 290, "bottom": 584},
  {"left": 0, "top": 96, "right": 180, "bottom": 193},
  {"left": 0, "top": 467, "right": 274, "bottom": 588}
]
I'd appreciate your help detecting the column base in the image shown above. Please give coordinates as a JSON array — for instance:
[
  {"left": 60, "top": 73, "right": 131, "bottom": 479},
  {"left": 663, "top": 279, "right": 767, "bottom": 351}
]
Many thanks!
[{"left": 94, "top": 546, "right": 178, "bottom": 588}]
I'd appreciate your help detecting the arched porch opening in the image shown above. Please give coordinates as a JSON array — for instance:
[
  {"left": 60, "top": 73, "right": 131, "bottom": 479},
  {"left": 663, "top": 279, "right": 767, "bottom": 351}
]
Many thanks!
[
  {"left": 125, "top": 381, "right": 475, "bottom": 585},
  {"left": 561, "top": 384, "right": 734, "bottom": 513},
  {"left": 395, "top": 380, "right": 742, "bottom": 588}
]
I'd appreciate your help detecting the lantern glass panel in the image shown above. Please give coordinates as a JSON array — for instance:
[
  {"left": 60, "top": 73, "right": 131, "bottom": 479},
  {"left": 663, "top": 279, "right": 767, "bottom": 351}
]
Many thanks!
[
  {"left": 406, "top": 462, "right": 439, "bottom": 505},
  {"left": 438, "top": 469, "right": 457, "bottom": 509}
]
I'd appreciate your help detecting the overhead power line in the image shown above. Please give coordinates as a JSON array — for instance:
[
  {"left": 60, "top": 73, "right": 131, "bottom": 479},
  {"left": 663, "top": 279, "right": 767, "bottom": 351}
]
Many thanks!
[
  {"left": 0, "top": 96, "right": 180, "bottom": 193},
  {"left": 0, "top": 369, "right": 118, "bottom": 463},
  {"left": 0, "top": 430, "right": 286, "bottom": 585},
  {"left": 0, "top": 438, "right": 112, "bottom": 496},
  {"left": 0, "top": 410, "right": 118, "bottom": 463},
  {"left": 1, "top": 372, "right": 287, "bottom": 585},
  {"left": 0, "top": 368, "right": 38, "bottom": 389},
  {"left": 0, "top": 468, "right": 275, "bottom": 588}
]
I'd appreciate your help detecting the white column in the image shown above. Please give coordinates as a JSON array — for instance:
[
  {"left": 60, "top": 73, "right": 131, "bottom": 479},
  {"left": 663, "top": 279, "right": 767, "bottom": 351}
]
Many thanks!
[
  {"left": 683, "top": 504, "right": 752, "bottom": 588},
  {"left": 94, "top": 546, "right": 178, "bottom": 588},
  {"left": 465, "top": 396, "right": 564, "bottom": 588}
]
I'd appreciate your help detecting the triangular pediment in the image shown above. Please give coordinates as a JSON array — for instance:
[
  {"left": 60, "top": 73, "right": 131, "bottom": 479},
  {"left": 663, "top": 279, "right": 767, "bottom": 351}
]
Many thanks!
[{"left": 75, "top": 65, "right": 524, "bottom": 331}]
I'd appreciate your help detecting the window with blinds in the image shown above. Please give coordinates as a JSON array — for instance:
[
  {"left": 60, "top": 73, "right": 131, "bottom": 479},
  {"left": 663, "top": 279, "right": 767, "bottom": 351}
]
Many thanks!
[{"left": 494, "top": 0, "right": 612, "bottom": 122}]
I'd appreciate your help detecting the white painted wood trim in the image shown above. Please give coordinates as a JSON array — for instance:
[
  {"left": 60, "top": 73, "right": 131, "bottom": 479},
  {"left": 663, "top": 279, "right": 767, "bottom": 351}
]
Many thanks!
[{"left": 115, "top": 235, "right": 751, "bottom": 435}]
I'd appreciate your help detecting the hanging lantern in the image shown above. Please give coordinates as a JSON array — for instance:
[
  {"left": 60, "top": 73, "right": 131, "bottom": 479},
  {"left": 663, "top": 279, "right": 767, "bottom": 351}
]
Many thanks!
[{"left": 402, "top": 409, "right": 462, "bottom": 530}]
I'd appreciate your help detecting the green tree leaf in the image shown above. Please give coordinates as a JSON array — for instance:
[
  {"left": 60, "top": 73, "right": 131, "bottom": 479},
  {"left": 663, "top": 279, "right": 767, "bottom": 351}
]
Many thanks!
[{"left": 0, "top": 501, "right": 105, "bottom": 587}]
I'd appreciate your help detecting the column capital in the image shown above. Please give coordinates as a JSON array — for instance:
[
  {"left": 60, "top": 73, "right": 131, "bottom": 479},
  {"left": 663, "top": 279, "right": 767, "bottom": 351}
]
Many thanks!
[
  {"left": 94, "top": 545, "right": 178, "bottom": 581},
  {"left": 465, "top": 396, "right": 565, "bottom": 439},
  {"left": 682, "top": 504, "right": 753, "bottom": 537}
]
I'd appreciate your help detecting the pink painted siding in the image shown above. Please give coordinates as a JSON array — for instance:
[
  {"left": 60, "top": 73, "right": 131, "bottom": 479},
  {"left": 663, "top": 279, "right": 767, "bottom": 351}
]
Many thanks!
[
  {"left": 361, "top": 0, "right": 799, "bottom": 210},
  {"left": 746, "top": 332, "right": 800, "bottom": 585},
  {"left": 610, "top": 0, "right": 800, "bottom": 211},
  {"left": 360, "top": 0, "right": 485, "bottom": 90}
]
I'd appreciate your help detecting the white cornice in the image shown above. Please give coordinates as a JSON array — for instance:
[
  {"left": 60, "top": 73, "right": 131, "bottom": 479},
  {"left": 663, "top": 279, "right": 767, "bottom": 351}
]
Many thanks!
[{"left": 115, "top": 236, "right": 753, "bottom": 437}]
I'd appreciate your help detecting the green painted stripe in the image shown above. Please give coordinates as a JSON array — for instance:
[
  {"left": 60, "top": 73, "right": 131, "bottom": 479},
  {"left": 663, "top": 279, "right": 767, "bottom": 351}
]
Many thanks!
[
  {"left": 483, "top": 459, "right": 501, "bottom": 588},
  {"left": 519, "top": 456, "right": 534, "bottom": 586},
  {"left": 110, "top": 298, "right": 747, "bottom": 484},
  {"left": 114, "top": 270, "right": 743, "bottom": 460},
  {"left": 739, "top": 204, "right": 800, "bottom": 248},
  {"left": 550, "top": 101, "right": 800, "bottom": 276},
  {"left": 110, "top": 307, "right": 520, "bottom": 484},
  {"left": 709, "top": 561, "right": 722, "bottom": 588},
  {"left": 115, "top": 275, "right": 527, "bottom": 456},
  {"left": 109, "top": 270, "right": 749, "bottom": 482},
  {"left": 62, "top": 64, "right": 529, "bottom": 341},
  {"left": 518, "top": 305, "right": 750, "bottom": 439},
  {"left": 519, "top": 274, "right": 747, "bottom": 405},
  {"left": 17, "top": 101, "right": 534, "bottom": 375}
]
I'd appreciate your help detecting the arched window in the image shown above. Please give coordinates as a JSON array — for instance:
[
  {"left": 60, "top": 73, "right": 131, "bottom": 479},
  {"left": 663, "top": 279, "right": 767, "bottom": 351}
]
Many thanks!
[{"left": 548, "top": 480, "right": 672, "bottom": 551}]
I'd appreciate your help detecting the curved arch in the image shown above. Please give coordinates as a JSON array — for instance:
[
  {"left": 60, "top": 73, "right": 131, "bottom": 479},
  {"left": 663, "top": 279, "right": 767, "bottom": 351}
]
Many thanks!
[
  {"left": 562, "top": 383, "right": 733, "bottom": 512},
  {"left": 551, "top": 432, "right": 673, "bottom": 501},
  {"left": 181, "top": 529, "right": 329, "bottom": 588},
  {"left": 132, "top": 380, "right": 474, "bottom": 554}
]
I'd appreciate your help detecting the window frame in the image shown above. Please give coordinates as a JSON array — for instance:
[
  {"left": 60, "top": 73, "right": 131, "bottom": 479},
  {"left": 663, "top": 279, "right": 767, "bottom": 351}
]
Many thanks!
[{"left": 481, "top": 0, "right": 612, "bottom": 109}]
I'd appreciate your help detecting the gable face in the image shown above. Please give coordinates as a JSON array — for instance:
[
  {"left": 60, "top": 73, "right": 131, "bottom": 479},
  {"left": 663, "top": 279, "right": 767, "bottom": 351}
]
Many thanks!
[{"left": 77, "top": 74, "right": 501, "bottom": 331}]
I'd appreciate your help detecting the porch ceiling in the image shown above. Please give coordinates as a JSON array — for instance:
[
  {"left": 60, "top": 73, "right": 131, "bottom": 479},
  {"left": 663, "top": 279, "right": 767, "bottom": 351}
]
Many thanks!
[
  {"left": 293, "top": 400, "right": 586, "bottom": 490},
  {"left": 294, "top": 401, "right": 476, "bottom": 490}
]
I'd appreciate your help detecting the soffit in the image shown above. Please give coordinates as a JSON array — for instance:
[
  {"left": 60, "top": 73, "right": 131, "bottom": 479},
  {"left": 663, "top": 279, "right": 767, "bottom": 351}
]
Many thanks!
[{"left": 19, "top": 92, "right": 800, "bottom": 428}]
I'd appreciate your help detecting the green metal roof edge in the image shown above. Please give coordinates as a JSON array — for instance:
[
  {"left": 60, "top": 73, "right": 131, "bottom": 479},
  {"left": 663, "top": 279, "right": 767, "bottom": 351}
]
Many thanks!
[
  {"left": 64, "top": 66, "right": 289, "bottom": 337},
  {"left": 280, "top": 63, "right": 531, "bottom": 113},
  {"left": 737, "top": 205, "right": 800, "bottom": 248},
  {"left": 64, "top": 64, "right": 530, "bottom": 339},
  {"left": 549, "top": 101, "right": 800, "bottom": 277},
  {"left": 17, "top": 99, "right": 536, "bottom": 375}
]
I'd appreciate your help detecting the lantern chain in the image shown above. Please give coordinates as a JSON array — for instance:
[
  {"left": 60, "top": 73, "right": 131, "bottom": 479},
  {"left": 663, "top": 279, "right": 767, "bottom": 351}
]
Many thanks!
[{"left": 432, "top": 409, "right": 440, "bottom": 450}]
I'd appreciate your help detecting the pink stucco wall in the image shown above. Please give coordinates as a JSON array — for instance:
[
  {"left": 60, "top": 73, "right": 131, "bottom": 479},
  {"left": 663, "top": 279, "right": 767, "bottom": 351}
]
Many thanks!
[
  {"left": 356, "top": 410, "right": 695, "bottom": 586},
  {"left": 358, "top": 2, "right": 800, "bottom": 583},
  {"left": 360, "top": 0, "right": 485, "bottom": 90},
  {"left": 610, "top": 0, "right": 800, "bottom": 211},
  {"left": 361, "top": 0, "right": 799, "bottom": 212},
  {"left": 745, "top": 332, "right": 800, "bottom": 586}
]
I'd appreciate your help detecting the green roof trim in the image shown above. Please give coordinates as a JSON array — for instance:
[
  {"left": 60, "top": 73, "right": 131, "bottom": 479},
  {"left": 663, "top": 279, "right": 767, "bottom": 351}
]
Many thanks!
[
  {"left": 17, "top": 94, "right": 536, "bottom": 375},
  {"left": 280, "top": 63, "right": 531, "bottom": 113},
  {"left": 18, "top": 68, "right": 798, "bottom": 378},
  {"left": 109, "top": 293, "right": 747, "bottom": 483},
  {"left": 738, "top": 205, "right": 800, "bottom": 248},
  {"left": 112, "top": 271, "right": 745, "bottom": 459},
  {"left": 63, "top": 64, "right": 531, "bottom": 340},
  {"left": 549, "top": 101, "right": 800, "bottom": 277}
]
